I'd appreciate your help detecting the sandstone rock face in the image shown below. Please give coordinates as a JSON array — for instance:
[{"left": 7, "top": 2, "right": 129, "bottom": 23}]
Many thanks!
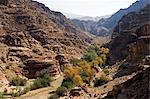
[{"left": 0, "top": 0, "right": 92, "bottom": 83}]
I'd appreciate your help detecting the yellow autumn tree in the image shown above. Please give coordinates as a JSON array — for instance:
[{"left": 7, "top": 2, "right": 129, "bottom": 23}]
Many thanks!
[
  {"left": 64, "top": 67, "right": 78, "bottom": 78},
  {"left": 73, "top": 75, "right": 83, "bottom": 86},
  {"left": 96, "top": 57, "right": 104, "bottom": 66},
  {"left": 100, "top": 47, "right": 109, "bottom": 54}
]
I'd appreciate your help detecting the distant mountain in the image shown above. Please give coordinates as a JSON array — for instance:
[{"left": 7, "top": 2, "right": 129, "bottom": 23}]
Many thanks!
[
  {"left": 71, "top": 0, "right": 150, "bottom": 37},
  {"left": 63, "top": 12, "right": 110, "bottom": 22},
  {"left": 103, "top": 0, "right": 150, "bottom": 29},
  {"left": 62, "top": 12, "right": 85, "bottom": 19},
  {"left": 72, "top": 18, "right": 110, "bottom": 36}
]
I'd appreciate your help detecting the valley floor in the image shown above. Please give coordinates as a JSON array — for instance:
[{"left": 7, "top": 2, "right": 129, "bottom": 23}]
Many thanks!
[{"left": 14, "top": 76, "right": 63, "bottom": 99}]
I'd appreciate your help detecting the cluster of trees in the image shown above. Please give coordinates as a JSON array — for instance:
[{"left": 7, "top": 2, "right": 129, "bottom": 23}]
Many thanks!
[
  {"left": 63, "top": 46, "right": 109, "bottom": 88},
  {"left": 49, "top": 46, "right": 110, "bottom": 99}
]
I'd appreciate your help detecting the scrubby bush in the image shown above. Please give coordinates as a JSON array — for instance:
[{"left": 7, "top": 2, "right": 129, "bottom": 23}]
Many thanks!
[
  {"left": 36, "top": 69, "right": 51, "bottom": 79},
  {"left": 56, "top": 86, "right": 68, "bottom": 96},
  {"left": 31, "top": 78, "right": 50, "bottom": 90},
  {"left": 80, "top": 71, "right": 89, "bottom": 84},
  {"left": 10, "top": 77, "right": 27, "bottom": 86},
  {"left": 99, "top": 47, "right": 109, "bottom": 55},
  {"left": 31, "top": 69, "right": 52, "bottom": 90},
  {"left": 21, "top": 87, "right": 30, "bottom": 95},
  {"left": 103, "top": 68, "right": 110, "bottom": 76},
  {"left": 94, "top": 75, "right": 109, "bottom": 87},
  {"left": 0, "top": 93, "right": 5, "bottom": 99},
  {"left": 73, "top": 75, "right": 83, "bottom": 86},
  {"left": 48, "top": 94, "right": 59, "bottom": 99},
  {"left": 64, "top": 67, "right": 78, "bottom": 78},
  {"left": 62, "top": 77, "right": 74, "bottom": 90}
]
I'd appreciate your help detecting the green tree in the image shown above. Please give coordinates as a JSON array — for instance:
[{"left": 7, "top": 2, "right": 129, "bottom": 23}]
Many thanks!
[{"left": 83, "top": 50, "right": 97, "bottom": 62}]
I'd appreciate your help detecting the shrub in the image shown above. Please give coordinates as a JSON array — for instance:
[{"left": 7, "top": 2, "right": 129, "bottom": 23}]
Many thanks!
[
  {"left": 62, "top": 77, "right": 74, "bottom": 90},
  {"left": 73, "top": 75, "right": 83, "bottom": 86},
  {"left": 21, "top": 87, "right": 30, "bottom": 95},
  {"left": 99, "top": 47, "right": 109, "bottom": 54},
  {"left": 31, "top": 78, "right": 50, "bottom": 90},
  {"left": 83, "top": 50, "right": 97, "bottom": 62},
  {"left": 64, "top": 67, "right": 78, "bottom": 78},
  {"left": 80, "top": 71, "right": 89, "bottom": 84},
  {"left": 94, "top": 75, "right": 109, "bottom": 87},
  {"left": 31, "top": 69, "right": 52, "bottom": 90},
  {"left": 10, "top": 77, "right": 27, "bottom": 86},
  {"left": 0, "top": 93, "right": 5, "bottom": 99},
  {"left": 11, "top": 87, "right": 22, "bottom": 97},
  {"left": 48, "top": 94, "right": 59, "bottom": 99},
  {"left": 56, "top": 86, "right": 68, "bottom": 96},
  {"left": 96, "top": 57, "right": 104, "bottom": 66},
  {"left": 103, "top": 68, "right": 109, "bottom": 76},
  {"left": 36, "top": 69, "right": 51, "bottom": 80}
]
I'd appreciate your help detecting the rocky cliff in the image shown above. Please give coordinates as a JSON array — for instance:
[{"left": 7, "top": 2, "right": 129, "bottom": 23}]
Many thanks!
[
  {"left": 104, "top": 4, "right": 150, "bottom": 99},
  {"left": 108, "top": 4, "right": 150, "bottom": 66},
  {"left": 0, "top": 0, "right": 92, "bottom": 84}
]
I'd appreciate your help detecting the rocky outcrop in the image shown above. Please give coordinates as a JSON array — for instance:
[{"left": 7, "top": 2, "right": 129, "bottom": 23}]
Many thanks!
[
  {"left": 23, "top": 59, "right": 61, "bottom": 78},
  {"left": 106, "top": 67, "right": 149, "bottom": 99}
]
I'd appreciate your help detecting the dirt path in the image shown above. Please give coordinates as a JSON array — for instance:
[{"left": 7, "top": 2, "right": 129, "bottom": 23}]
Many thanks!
[{"left": 15, "top": 76, "right": 63, "bottom": 99}]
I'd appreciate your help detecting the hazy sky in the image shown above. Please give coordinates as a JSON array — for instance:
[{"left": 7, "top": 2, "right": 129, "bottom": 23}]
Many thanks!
[{"left": 35, "top": 0, "right": 137, "bottom": 17}]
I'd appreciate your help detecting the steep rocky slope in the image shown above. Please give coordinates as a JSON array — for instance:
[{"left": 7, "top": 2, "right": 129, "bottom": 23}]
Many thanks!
[
  {"left": 106, "top": 67, "right": 149, "bottom": 99},
  {"left": 103, "top": 4, "right": 150, "bottom": 99},
  {"left": 0, "top": 0, "right": 93, "bottom": 85},
  {"left": 108, "top": 4, "right": 150, "bottom": 67}
]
